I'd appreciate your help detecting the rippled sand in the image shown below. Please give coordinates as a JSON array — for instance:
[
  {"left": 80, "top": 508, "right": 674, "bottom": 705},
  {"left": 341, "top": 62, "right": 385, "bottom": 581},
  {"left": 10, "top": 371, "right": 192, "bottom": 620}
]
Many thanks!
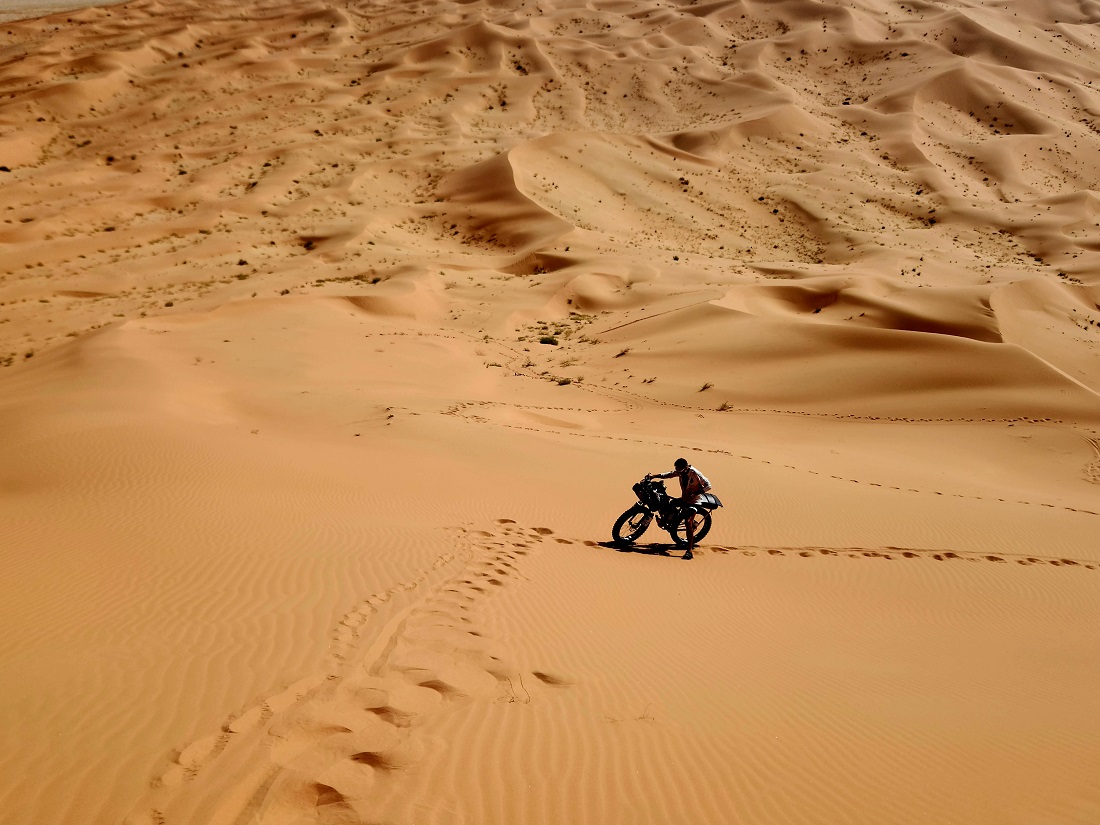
[{"left": 2, "top": 1, "right": 1099, "bottom": 823}]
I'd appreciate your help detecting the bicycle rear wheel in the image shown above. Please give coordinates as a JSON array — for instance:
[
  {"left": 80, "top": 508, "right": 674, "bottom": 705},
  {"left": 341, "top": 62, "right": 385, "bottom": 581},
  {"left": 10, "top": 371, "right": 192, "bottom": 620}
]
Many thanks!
[{"left": 670, "top": 509, "right": 712, "bottom": 548}]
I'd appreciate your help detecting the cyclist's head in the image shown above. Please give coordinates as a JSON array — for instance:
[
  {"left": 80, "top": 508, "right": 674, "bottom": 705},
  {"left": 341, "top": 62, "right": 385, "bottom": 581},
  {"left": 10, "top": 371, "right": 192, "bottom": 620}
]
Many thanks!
[{"left": 674, "top": 458, "right": 688, "bottom": 471}]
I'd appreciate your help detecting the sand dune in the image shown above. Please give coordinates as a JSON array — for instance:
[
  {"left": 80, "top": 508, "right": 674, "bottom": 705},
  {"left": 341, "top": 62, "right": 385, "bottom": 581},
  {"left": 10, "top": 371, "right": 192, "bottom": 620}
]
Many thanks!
[{"left": 2, "top": 0, "right": 1100, "bottom": 823}]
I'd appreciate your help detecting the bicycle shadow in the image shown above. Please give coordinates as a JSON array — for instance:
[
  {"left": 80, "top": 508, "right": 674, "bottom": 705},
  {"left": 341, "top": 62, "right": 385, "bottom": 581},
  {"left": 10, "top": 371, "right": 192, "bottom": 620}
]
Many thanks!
[{"left": 597, "top": 541, "right": 688, "bottom": 558}]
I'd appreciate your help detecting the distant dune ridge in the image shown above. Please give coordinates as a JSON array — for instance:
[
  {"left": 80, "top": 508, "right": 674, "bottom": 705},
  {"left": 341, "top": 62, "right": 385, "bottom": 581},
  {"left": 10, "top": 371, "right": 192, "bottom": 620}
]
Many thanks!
[{"left": 2, "top": 0, "right": 1099, "bottom": 823}]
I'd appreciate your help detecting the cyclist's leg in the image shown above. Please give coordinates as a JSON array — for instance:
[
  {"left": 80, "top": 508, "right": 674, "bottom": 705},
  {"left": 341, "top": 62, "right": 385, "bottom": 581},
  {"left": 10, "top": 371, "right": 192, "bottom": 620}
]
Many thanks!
[{"left": 684, "top": 496, "right": 701, "bottom": 558}]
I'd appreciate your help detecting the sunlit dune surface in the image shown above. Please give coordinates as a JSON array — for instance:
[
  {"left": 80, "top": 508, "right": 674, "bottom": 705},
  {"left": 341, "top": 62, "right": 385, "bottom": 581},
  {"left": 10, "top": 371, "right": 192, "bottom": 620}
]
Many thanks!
[{"left": 1, "top": 0, "right": 1099, "bottom": 823}]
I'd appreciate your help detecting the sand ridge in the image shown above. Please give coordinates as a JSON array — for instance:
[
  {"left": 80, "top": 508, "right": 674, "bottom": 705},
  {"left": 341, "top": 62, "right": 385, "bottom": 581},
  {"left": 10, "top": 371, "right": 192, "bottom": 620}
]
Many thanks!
[{"left": 2, "top": 0, "right": 1100, "bottom": 822}]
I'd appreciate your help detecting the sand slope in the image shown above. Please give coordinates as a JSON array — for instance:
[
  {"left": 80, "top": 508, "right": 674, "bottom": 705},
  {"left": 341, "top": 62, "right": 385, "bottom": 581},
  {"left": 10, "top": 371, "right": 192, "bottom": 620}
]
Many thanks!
[{"left": 2, "top": 0, "right": 1100, "bottom": 823}]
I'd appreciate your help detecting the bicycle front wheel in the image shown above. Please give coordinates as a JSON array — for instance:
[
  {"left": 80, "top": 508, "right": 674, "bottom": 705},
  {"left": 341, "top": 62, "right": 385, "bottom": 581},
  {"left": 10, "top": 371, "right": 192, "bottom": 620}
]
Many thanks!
[{"left": 612, "top": 507, "right": 652, "bottom": 545}]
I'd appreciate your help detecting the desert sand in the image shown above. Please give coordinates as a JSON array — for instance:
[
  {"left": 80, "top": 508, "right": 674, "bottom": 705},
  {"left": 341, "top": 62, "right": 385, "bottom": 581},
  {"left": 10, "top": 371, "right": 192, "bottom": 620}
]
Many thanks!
[{"left": 2, "top": 0, "right": 1100, "bottom": 823}]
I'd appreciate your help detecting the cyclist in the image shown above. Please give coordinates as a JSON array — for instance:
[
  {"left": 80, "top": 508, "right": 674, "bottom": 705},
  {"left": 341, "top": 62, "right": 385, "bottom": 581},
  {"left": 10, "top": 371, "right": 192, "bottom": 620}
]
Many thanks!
[{"left": 645, "top": 458, "right": 711, "bottom": 559}]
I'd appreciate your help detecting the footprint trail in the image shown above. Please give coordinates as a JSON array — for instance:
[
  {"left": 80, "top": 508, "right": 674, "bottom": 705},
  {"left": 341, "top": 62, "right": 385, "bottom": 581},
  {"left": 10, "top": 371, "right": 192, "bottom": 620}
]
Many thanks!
[{"left": 125, "top": 521, "right": 571, "bottom": 825}]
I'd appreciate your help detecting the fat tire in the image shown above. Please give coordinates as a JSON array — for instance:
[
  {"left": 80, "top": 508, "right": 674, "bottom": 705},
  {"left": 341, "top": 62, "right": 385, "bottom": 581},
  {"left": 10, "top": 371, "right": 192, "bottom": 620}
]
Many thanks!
[
  {"left": 670, "top": 509, "right": 712, "bottom": 548},
  {"left": 612, "top": 507, "right": 652, "bottom": 545}
]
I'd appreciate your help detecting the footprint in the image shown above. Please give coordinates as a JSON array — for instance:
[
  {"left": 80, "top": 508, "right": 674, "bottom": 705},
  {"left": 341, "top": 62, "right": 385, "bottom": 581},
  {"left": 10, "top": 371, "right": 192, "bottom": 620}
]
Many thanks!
[
  {"left": 418, "top": 679, "right": 466, "bottom": 699},
  {"left": 313, "top": 783, "right": 354, "bottom": 809},
  {"left": 364, "top": 706, "right": 414, "bottom": 727},
  {"left": 350, "top": 751, "right": 399, "bottom": 771},
  {"left": 531, "top": 670, "right": 572, "bottom": 686}
]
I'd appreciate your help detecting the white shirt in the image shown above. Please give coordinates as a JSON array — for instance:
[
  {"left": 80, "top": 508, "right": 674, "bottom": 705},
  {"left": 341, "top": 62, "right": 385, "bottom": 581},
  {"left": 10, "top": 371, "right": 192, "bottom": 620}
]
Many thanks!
[{"left": 654, "top": 465, "right": 711, "bottom": 499}]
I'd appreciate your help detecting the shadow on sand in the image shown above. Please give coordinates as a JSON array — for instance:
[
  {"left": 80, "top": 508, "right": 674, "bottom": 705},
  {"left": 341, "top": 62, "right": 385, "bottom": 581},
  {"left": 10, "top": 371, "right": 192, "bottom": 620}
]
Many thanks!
[{"left": 597, "top": 541, "right": 689, "bottom": 558}]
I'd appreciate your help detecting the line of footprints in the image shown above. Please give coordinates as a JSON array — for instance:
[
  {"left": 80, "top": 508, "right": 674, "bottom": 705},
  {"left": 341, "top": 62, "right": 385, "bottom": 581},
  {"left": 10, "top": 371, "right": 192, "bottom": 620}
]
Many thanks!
[
  {"left": 583, "top": 539, "right": 1097, "bottom": 570},
  {"left": 438, "top": 401, "right": 1100, "bottom": 518},
  {"left": 701, "top": 545, "right": 1097, "bottom": 570},
  {"left": 129, "top": 520, "right": 574, "bottom": 825},
  {"left": 130, "top": 519, "right": 1093, "bottom": 823}
]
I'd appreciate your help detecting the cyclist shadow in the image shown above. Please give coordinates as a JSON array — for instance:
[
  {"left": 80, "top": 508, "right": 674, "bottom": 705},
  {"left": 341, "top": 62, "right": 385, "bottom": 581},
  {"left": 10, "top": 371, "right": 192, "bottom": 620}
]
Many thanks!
[{"left": 597, "top": 541, "right": 686, "bottom": 558}]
